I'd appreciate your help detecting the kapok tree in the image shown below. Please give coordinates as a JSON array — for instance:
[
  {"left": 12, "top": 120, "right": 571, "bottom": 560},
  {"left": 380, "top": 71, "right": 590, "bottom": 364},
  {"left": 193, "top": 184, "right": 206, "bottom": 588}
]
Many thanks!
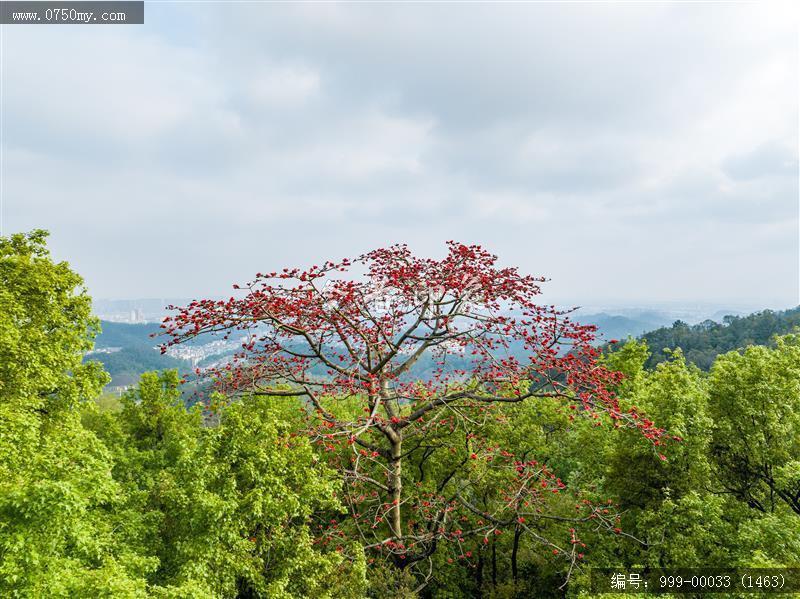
[{"left": 162, "top": 242, "right": 666, "bottom": 585}]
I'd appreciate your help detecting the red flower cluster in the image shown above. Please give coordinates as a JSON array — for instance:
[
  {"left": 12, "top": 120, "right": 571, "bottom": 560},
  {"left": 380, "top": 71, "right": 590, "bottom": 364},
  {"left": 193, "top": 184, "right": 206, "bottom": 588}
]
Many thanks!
[{"left": 161, "top": 242, "right": 666, "bottom": 569}]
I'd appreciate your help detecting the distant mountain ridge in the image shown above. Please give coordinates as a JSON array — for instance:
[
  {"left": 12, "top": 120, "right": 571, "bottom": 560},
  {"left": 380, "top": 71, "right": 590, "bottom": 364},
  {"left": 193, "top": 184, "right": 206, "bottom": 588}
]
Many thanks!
[
  {"left": 578, "top": 312, "right": 674, "bottom": 341},
  {"left": 635, "top": 306, "right": 800, "bottom": 370},
  {"left": 86, "top": 321, "right": 189, "bottom": 389},
  {"left": 88, "top": 311, "right": 667, "bottom": 387},
  {"left": 87, "top": 306, "right": 800, "bottom": 389}
]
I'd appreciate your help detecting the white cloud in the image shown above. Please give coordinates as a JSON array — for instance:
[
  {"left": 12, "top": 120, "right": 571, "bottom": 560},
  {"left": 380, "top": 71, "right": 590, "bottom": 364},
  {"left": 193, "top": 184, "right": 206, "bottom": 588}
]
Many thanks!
[
  {"left": 2, "top": 2, "right": 797, "bottom": 305},
  {"left": 248, "top": 66, "right": 320, "bottom": 106}
]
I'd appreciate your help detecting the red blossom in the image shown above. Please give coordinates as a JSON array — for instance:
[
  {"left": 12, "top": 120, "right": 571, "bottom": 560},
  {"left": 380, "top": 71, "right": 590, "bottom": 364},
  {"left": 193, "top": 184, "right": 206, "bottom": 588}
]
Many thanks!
[{"left": 161, "top": 241, "right": 666, "bottom": 571}]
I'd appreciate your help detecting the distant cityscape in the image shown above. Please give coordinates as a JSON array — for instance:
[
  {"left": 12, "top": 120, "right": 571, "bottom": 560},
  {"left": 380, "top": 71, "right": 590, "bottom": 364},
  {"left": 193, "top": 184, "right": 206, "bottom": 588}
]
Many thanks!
[
  {"left": 92, "top": 298, "right": 190, "bottom": 324},
  {"left": 163, "top": 337, "right": 250, "bottom": 368},
  {"left": 101, "top": 309, "right": 148, "bottom": 324}
]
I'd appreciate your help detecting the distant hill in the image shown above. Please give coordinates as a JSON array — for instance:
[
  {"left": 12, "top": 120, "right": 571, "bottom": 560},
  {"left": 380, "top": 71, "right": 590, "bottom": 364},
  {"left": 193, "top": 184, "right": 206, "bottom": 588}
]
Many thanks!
[
  {"left": 87, "top": 314, "right": 659, "bottom": 388},
  {"left": 85, "top": 321, "right": 190, "bottom": 388},
  {"left": 93, "top": 321, "right": 164, "bottom": 348},
  {"left": 87, "top": 308, "right": 799, "bottom": 388},
  {"left": 87, "top": 346, "right": 188, "bottom": 388},
  {"left": 580, "top": 312, "right": 674, "bottom": 341},
  {"left": 637, "top": 306, "right": 800, "bottom": 370}
]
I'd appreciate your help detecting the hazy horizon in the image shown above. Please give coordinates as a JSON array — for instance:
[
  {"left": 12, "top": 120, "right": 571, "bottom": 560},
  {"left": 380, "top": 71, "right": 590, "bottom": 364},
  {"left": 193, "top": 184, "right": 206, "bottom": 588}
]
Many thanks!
[{"left": 90, "top": 295, "right": 797, "bottom": 323}]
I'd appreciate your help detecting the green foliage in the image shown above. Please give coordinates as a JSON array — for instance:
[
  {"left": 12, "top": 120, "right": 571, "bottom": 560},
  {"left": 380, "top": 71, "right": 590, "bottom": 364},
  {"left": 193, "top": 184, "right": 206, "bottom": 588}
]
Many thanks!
[
  {"left": 0, "top": 230, "right": 146, "bottom": 597},
  {"left": 89, "top": 345, "right": 188, "bottom": 389},
  {"left": 638, "top": 307, "right": 800, "bottom": 370},
  {"left": 316, "top": 338, "right": 800, "bottom": 597},
  {"left": 0, "top": 229, "right": 108, "bottom": 410},
  {"left": 606, "top": 348, "right": 712, "bottom": 508},
  {"left": 88, "top": 321, "right": 192, "bottom": 389},
  {"left": 84, "top": 372, "right": 368, "bottom": 598},
  {"left": 2, "top": 231, "right": 798, "bottom": 597},
  {"left": 565, "top": 337, "right": 800, "bottom": 592},
  {"left": 0, "top": 231, "right": 366, "bottom": 598},
  {"left": 708, "top": 335, "right": 800, "bottom": 517}
]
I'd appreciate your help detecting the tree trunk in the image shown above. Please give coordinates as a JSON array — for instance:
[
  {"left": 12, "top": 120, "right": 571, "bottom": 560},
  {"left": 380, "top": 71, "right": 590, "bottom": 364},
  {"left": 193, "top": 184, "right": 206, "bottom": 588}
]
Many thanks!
[
  {"left": 491, "top": 537, "right": 497, "bottom": 588},
  {"left": 475, "top": 547, "right": 484, "bottom": 597},
  {"left": 511, "top": 525, "right": 522, "bottom": 583},
  {"left": 389, "top": 438, "right": 403, "bottom": 540}
]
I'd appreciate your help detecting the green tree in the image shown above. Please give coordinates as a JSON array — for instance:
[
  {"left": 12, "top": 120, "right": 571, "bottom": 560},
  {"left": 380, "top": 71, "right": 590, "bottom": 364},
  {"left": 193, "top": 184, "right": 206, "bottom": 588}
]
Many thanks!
[
  {"left": 0, "top": 230, "right": 150, "bottom": 597},
  {"left": 563, "top": 342, "right": 731, "bottom": 582},
  {"left": 708, "top": 336, "right": 800, "bottom": 517},
  {"left": 84, "top": 372, "right": 367, "bottom": 598},
  {"left": 1, "top": 231, "right": 366, "bottom": 598}
]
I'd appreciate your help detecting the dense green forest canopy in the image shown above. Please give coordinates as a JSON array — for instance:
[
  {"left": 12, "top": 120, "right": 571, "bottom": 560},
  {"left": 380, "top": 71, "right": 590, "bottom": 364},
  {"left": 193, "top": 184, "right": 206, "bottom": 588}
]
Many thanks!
[
  {"left": 637, "top": 306, "right": 800, "bottom": 370},
  {"left": 2, "top": 231, "right": 798, "bottom": 598}
]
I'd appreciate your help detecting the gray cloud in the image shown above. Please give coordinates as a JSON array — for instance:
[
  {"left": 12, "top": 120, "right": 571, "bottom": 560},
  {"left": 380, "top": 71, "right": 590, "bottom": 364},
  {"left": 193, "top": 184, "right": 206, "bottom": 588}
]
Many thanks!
[
  {"left": 723, "top": 141, "right": 799, "bottom": 181},
  {"left": 2, "top": 3, "right": 798, "bottom": 306}
]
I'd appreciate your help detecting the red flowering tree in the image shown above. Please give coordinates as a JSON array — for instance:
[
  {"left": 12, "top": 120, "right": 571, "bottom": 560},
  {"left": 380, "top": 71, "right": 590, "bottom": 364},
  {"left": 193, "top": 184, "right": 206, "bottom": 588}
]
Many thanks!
[{"left": 162, "top": 242, "right": 665, "bottom": 584}]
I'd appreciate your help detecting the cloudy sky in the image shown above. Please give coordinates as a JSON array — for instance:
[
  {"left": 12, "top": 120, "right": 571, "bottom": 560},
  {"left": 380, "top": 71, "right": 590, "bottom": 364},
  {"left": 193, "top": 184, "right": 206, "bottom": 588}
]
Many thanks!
[{"left": 2, "top": 1, "right": 798, "bottom": 307}]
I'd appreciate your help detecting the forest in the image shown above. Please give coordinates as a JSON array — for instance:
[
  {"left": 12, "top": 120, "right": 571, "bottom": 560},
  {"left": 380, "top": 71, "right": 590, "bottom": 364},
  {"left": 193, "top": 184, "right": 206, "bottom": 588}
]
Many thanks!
[
  {"left": 2, "top": 230, "right": 798, "bottom": 598},
  {"left": 638, "top": 308, "right": 800, "bottom": 371}
]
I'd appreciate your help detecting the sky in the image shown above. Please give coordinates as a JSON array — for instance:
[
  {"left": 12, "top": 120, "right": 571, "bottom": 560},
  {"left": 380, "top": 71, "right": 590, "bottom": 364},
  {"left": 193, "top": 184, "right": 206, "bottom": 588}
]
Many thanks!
[{"left": 1, "top": 1, "right": 798, "bottom": 307}]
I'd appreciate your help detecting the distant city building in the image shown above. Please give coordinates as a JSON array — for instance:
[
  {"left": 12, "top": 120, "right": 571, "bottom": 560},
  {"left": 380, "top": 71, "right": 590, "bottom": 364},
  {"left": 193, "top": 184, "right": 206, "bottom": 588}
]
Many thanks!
[
  {"left": 161, "top": 335, "right": 248, "bottom": 369},
  {"left": 86, "top": 347, "right": 123, "bottom": 355}
]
